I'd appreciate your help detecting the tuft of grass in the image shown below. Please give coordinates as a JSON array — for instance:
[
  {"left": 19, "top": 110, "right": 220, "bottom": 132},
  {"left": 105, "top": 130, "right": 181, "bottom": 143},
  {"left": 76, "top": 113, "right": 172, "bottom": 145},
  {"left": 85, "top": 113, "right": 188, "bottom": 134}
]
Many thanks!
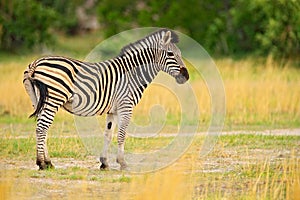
[{"left": 112, "top": 175, "right": 131, "bottom": 183}]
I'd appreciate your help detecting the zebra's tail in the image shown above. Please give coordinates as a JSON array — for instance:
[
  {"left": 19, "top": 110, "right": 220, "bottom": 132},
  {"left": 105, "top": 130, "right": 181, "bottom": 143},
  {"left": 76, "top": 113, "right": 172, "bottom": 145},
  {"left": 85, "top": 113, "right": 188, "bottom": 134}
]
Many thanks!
[{"left": 29, "top": 80, "right": 48, "bottom": 118}]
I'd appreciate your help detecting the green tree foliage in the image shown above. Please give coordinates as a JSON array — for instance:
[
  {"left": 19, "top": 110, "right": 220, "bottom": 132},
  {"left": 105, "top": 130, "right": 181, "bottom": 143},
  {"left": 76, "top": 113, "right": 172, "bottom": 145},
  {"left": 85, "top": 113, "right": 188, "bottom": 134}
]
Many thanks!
[
  {"left": 40, "top": 0, "right": 84, "bottom": 35},
  {"left": 98, "top": 0, "right": 221, "bottom": 46},
  {"left": 227, "top": 0, "right": 300, "bottom": 56},
  {"left": 0, "top": 0, "right": 56, "bottom": 51},
  {"left": 98, "top": 0, "right": 300, "bottom": 57},
  {"left": 1, "top": 0, "right": 299, "bottom": 57}
]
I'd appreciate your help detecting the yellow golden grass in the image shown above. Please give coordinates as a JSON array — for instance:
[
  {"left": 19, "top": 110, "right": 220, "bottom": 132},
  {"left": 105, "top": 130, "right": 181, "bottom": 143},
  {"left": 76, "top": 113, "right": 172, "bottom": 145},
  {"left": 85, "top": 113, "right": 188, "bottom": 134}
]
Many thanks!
[
  {"left": 124, "top": 168, "right": 193, "bottom": 200},
  {"left": 138, "top": 56, "right": 300, "bottom": 129},
  {"left": 220, "top": 57, "right": 300, "bottom": 127},
  {"left": 1, "top": 55, "right": 299, "bottom": 129}
]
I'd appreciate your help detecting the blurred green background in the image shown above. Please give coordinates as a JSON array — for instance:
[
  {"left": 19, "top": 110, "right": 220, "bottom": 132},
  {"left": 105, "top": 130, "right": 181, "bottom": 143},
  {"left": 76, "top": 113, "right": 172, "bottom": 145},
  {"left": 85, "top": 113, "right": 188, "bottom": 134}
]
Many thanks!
[{"left": 1, "top": 0, "right": 299, "bottom": 57}]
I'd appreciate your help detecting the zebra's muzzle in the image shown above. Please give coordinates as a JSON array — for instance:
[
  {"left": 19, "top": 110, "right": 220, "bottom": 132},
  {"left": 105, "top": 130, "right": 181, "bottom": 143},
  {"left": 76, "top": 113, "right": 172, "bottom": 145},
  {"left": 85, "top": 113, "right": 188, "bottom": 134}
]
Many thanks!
[{"left": 175, "top": 67, "right": 189, "bottom": 84}]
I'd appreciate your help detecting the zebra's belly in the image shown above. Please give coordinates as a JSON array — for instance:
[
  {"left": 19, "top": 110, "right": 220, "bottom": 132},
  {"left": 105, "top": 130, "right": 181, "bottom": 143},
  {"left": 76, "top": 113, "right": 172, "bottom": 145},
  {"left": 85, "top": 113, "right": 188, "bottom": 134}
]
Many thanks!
[{"left": 62, "top": 93, "right": 112, "bottom": 116}]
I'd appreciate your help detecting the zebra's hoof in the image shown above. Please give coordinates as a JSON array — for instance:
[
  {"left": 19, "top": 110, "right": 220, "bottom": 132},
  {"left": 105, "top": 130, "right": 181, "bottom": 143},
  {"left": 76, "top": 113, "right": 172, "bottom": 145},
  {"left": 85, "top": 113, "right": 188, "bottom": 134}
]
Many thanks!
[
  {"left": 116, "top": 158, "right": 128, "bottom": 170},
  {"left": 100, "top": 163, "right": 109, "bottom": 170},
  {"left": 100, "top": 157, "right": 109, "bottom": 170},
  {"left": 37, "top": 160, "right": 55, "bottom": 170}
]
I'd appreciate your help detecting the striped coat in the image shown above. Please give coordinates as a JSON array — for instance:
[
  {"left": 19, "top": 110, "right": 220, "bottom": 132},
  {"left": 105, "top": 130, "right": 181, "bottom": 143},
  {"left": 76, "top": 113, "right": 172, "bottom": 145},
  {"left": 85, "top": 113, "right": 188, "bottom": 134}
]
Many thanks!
[{"left": 23, "top": 29, "right": 189, "bottom": 170}]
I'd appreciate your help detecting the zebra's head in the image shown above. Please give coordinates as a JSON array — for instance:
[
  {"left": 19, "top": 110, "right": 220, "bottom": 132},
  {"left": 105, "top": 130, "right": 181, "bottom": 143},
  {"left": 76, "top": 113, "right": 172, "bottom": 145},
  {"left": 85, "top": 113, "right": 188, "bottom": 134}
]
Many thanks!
[{"left": 157, "top": 30, "right": 189, "bottom": 84}]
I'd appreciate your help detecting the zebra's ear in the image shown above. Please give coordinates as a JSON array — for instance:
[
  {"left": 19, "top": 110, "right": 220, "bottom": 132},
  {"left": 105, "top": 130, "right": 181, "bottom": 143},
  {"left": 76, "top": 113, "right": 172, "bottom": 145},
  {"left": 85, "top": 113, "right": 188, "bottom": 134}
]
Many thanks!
[{"left": 161, "top": 31, "right": 172, "bottom": 45}]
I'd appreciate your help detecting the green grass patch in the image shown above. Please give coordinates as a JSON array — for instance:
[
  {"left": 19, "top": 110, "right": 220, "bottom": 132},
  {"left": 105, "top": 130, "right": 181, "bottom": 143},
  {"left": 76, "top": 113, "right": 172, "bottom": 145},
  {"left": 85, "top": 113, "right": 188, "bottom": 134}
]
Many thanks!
[
  {"left": 122, "top": 136, "right": 174, "bottom": 153},
  {"left": 0, "top": 136, "right": 87, "bottom": 159}
]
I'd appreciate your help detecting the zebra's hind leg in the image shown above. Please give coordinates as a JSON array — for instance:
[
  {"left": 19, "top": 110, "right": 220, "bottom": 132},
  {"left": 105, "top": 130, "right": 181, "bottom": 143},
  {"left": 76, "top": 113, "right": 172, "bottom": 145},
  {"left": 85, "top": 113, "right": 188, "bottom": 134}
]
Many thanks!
[
  {"left": 36, "top": 107, "right": 57, "bottom": 170},
  {"left": 100, "top": 113, "right": 116, "bottom": 170}
]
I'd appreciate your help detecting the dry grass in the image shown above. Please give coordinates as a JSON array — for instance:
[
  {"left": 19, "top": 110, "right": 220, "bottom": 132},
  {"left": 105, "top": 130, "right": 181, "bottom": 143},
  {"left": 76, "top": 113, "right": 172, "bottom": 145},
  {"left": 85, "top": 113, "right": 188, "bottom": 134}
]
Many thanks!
[
  {"left": 219, "top": 56, "right": 300, "bottom": 128},
  {"left": 0, "top": 56, "right": 34, "bottom": 117},
  {"left": 132, "top": 56, "right": 300, "bottom": 130},
  {"left": 0, "top": 55, "right": 299, "bottom": 130}
]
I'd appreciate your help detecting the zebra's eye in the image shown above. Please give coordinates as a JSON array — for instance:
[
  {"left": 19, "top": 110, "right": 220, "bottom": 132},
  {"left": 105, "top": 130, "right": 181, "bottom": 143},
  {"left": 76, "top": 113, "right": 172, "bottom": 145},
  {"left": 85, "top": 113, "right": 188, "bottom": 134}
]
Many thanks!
[{"left": 167, "top": 51, "right": 174, "bottom": 57}]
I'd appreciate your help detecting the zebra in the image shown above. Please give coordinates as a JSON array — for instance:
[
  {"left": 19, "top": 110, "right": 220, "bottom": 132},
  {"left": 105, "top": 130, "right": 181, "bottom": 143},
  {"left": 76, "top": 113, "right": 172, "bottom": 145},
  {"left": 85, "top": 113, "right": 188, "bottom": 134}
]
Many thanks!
[{"left": 23, "top": 29, "right": 189, "bottom": 170}]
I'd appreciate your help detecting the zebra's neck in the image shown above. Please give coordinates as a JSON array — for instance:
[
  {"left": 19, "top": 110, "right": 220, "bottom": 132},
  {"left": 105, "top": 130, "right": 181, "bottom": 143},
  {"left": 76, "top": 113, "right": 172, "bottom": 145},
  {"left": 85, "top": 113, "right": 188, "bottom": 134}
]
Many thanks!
[
  {"left": 116, "top": 48, "right": 160, "bottom": 84},
  {"left": 111, "top": 48, "right": 161, "bottom": 105}
]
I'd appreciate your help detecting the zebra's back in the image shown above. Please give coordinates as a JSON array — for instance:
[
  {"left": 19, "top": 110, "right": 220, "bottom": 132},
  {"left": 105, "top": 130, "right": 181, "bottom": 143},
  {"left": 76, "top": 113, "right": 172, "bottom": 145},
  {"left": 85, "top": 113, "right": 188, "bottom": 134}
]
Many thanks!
[{"left": 24, "top": 56, "right": 118, "bottom": 117}]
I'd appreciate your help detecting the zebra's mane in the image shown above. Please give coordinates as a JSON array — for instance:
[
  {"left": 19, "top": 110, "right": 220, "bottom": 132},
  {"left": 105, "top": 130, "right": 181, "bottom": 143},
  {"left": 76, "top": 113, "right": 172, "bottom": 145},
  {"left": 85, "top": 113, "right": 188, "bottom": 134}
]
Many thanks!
[{"left": 118, "top": 28, "right": 179, "bottom": 57}]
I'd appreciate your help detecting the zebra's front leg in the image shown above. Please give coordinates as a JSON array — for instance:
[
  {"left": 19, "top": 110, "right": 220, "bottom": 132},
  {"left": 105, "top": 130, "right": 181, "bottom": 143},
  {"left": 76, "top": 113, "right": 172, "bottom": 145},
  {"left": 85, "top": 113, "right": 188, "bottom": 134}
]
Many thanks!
[
  {"left": 100, "top": 113, "right": 116, "bottom": 170},
  {"left": 116, "top": 112, "right": 132, "bottom": 170},
  {"left": 36, "top": 110, "right": 55, "bottom": 170}
]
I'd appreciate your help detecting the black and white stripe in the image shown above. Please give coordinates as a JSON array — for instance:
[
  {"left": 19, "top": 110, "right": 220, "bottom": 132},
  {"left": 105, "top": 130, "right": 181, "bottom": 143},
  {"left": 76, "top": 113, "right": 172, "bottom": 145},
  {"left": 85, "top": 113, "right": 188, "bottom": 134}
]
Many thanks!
[{"left": 23, "top": 29, "right": 189, "bottom": 170}]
